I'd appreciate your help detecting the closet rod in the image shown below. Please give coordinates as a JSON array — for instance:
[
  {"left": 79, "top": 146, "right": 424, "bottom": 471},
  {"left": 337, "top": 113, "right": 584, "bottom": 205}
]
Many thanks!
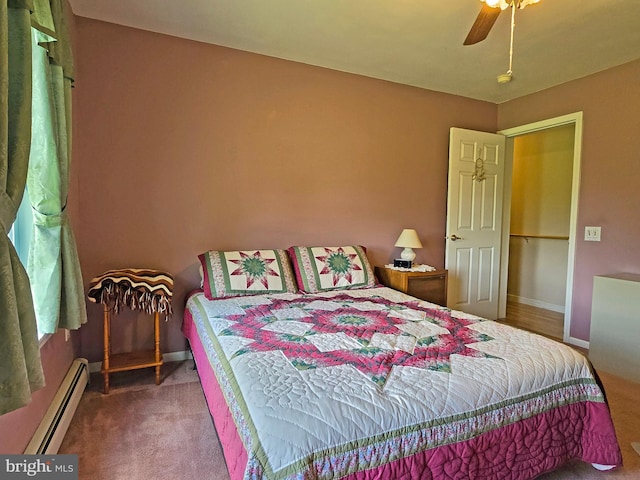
[{"left": 510, "top": 234, "right": 569, "bottom": 240}]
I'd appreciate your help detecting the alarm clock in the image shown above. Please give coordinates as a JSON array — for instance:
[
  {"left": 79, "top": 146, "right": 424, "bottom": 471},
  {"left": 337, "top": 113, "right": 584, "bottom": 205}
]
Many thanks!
[{"left": 393, "top": 259, "right": 412, "bottom": 268}]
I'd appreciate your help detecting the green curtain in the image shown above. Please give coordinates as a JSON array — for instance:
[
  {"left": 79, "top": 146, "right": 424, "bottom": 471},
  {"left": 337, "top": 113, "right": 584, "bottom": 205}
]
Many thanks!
[
  {"left": 0, "top": 0, "right": 45, "bottom": 416},
  {"left": 27, "top": 0, "right": 86, "bottom": 333}
]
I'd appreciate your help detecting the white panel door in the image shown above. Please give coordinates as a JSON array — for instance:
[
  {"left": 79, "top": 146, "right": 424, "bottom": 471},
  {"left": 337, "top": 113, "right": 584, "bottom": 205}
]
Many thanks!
[{"left": 446, "top": 128, "right": 505, "bottom": 319}]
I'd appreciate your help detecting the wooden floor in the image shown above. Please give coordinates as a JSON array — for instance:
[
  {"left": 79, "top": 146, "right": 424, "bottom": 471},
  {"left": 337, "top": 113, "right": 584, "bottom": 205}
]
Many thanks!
[
  {"left": 497, "top": 301, "right": 564, "bottom": 341},
  {"left": 497, "top": 301, "right": 590, "bottom": 359}
]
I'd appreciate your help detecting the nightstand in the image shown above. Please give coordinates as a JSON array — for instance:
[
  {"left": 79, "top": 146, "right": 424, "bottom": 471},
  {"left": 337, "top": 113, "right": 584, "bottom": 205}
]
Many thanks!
[{"left": 375, "top": 266, "right": 448, "bottom": 306}]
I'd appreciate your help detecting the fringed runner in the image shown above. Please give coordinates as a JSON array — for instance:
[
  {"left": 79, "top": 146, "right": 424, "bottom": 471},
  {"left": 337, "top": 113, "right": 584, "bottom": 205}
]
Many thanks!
[{"left": 88, "top": 268, "right": 174, "bottom": 316}]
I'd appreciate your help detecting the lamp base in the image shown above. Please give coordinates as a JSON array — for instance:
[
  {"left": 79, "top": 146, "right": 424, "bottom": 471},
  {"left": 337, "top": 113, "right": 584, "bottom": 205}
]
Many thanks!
[{"left": 399, "top": 248, "right": 416, "bottom": 263}]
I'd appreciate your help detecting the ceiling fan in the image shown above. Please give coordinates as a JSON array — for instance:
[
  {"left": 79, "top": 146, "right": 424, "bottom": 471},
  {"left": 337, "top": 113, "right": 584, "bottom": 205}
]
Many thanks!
[
  {"left": 463, "top": 0, "right": 541, "bottom": 46},
  {"left": 464, "top": 0, "right": 541, "bottom": 83}
]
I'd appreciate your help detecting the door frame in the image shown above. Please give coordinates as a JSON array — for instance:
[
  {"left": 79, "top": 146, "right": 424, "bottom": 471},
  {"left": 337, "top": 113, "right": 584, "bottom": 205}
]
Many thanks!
[{"left": 497, "top": 111, "right": 584, "bottom": 346}]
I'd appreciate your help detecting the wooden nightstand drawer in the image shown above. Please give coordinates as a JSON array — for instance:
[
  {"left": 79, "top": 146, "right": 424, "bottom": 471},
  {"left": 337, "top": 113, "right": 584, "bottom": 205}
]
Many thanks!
[{"left": 375, "top": 266, "right": 448, "bottom": 306}]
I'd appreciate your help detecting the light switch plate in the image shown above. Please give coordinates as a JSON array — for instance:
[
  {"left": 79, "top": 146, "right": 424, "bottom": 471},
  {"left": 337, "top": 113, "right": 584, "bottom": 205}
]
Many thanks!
[{"left": 585, "top": 226, "right": 601, "bottom": 241}]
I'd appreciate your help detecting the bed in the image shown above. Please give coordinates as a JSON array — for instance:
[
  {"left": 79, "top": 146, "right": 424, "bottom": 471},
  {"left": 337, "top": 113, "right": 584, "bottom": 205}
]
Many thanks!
[{"left": 183, "top": 246, "right": 622, "bottom": 480}]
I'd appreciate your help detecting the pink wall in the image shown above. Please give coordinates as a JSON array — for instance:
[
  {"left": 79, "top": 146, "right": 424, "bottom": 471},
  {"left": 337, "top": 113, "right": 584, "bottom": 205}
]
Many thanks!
[
  {"left": 0, "top": 332, "right": 75, "bottom": 453},
  {"left": 73, "top": 18, "right": 497, "bottom": 362},
  {"left": 498, "top": 59, "right": 640, "bottom": 340}
]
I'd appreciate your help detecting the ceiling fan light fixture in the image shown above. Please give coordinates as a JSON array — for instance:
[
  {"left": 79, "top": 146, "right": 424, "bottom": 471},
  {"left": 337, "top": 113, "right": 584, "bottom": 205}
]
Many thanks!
[
  {"left": 481, "top": 0, "right": 540, "bottom": 10},
  {"left": 482, "top": 0, "right": 508, "bottom": 10},
  {"left": 465, "top": 0, "right": 541, "bottom": 46}
]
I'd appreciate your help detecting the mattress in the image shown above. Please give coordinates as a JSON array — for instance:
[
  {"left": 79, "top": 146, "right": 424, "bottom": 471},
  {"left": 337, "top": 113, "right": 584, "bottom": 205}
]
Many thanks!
[{"left": 183, "top": 286, "right": 621, "bottom": 480}]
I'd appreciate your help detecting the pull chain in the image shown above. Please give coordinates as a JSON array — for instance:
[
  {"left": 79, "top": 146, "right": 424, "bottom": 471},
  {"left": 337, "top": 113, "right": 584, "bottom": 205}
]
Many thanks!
[
  {"left": 508, "top": 3, "right": 515, "bottom": 77},
  {"left": 497, "top": 3, "right": 517, "bottom": 84}
]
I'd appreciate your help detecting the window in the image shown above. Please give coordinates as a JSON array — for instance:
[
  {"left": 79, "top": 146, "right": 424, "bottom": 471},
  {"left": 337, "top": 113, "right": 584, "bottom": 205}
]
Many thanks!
[
  {"left": 8, "top": 190, "right": 32, "bottom": 266},
  {"left": 8, "top": 191, "right": 40, "bottom": 338}
]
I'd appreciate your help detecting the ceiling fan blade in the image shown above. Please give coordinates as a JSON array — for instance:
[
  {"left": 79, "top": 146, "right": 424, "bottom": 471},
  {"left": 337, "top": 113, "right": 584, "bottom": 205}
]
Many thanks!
[{"left": 463, "top": 4, "right": 502, "bottom": 45}]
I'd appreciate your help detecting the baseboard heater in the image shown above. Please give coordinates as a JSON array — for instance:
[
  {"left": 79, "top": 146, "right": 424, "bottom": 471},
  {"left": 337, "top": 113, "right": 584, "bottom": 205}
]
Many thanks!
[{"left": 24, "top": 358, "right": 90, "bottom": 454}]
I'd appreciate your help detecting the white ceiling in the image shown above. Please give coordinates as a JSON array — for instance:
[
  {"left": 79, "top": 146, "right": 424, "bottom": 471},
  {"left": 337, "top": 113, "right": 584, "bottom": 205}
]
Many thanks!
[{"left": 67, "top": 0, "right": 640, "bottom": 104}]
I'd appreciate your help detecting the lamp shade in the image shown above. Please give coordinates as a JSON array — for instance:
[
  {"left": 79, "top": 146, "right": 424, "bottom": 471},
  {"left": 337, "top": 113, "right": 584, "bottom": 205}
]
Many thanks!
[{"left": 394, "top": 229, "right": 423, "bottom": 249}]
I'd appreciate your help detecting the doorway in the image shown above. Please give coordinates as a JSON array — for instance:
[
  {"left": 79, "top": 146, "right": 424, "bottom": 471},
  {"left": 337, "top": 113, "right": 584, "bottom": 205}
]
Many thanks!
[
  {"left": 498, "top": 112, "right": 584, "bottom": 345},
  {"left": 500, "top": 124, "right": 575, "bottom": 340}
]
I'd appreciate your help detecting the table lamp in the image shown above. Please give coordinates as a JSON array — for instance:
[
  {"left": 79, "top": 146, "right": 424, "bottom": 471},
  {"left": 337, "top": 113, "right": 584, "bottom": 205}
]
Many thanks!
[{"left": 394, "top": 229, "right": 423, "bottom": 263}]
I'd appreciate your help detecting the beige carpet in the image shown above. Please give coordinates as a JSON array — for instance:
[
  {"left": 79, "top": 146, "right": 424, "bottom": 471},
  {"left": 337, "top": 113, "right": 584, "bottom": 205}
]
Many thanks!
[
  {"left": 59, "top": 361, "right": 640, "bottom": 479},
  {"left": 59, "top": 361, "right": 230, "bottom": 480}
]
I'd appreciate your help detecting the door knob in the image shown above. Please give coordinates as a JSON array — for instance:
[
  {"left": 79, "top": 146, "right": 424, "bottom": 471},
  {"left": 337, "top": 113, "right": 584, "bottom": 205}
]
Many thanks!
[{"left": 449, "top": 234, "right": 463, "bottom": 241}]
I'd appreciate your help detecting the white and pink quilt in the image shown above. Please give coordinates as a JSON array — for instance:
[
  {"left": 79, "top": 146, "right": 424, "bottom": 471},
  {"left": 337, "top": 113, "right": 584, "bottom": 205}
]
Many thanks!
[{"left": 183, "top": 286, "right": 621, "bottom": 479}]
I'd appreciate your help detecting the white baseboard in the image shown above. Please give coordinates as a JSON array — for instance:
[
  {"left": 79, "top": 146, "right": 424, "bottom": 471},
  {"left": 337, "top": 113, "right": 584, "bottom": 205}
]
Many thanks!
[
  {"left": 88, "top": 350, "right": 193, "bottom": 373},
  {"left": 565, "top": 336, "right": 590, "bottom": 350},
  {"left": 507, "top": 294, "right": 564, "bottom": 313}
]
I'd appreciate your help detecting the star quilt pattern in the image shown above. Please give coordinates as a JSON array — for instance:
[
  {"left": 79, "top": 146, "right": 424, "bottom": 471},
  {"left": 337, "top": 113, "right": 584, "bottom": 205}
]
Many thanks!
[{"left": 220, "top": 293, "right": 496, "bottom": 386}]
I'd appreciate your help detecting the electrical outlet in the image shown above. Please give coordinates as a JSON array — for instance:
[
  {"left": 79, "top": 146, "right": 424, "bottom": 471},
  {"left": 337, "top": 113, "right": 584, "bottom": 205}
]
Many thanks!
[{"left": 585, "top": 226, "right": 601, "bottom": 242}]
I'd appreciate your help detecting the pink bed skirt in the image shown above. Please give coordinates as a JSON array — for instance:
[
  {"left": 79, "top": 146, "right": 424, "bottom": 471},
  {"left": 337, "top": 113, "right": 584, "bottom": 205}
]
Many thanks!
[{"left": 184, "top": 307, "right": 249, "bottom": 480}]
